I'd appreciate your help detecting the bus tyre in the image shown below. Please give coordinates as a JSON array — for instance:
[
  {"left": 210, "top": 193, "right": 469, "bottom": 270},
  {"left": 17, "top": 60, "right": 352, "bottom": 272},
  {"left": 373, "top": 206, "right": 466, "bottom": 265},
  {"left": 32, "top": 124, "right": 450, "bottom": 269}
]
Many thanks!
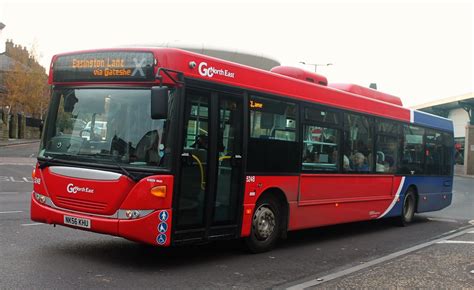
[
  {"left": 245, "top": 197, "right": 281, "bottom": 253},
  {"left": 398, "top": 189, "right": 416, "bottom": 226}
]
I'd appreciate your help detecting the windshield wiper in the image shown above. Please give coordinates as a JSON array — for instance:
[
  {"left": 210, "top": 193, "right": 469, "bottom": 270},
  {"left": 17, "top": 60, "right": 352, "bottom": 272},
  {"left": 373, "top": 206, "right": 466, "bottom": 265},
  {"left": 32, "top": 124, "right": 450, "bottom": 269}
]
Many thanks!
[
  {"left": 38, "top": 154, "right": 74, "bottom": 169},
  {"left": 39, "top": 156, "right": 55, "bottom": 169},
  {"left": 111, "top": 159, "right": 140, "bottom": 182}
]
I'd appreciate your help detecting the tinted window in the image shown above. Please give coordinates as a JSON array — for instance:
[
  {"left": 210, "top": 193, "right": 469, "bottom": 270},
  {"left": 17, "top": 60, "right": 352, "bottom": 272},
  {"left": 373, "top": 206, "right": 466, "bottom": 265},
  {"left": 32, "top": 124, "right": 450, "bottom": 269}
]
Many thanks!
[
  {"left": 247, "top": 95, "right": 299, "bottom": 173},
  {"left": 425, "top": 129, "right": 443, "bottom": 175},
  {"left": 305, "top": 107, "right": 340, "bottom": 125},
  {"left": 375, "top": 120, "right": 400, "bottom": 173},
  {"left": 185, "top": 101, "right": 209, "bottom": 147},
  {"left": 400, "top": 125, "right": 425, "bottom": 174},
  {"left": 302, "top": 125, "right": 339, "bottom": 172},
  {"left": 250, "top": 96, "right": 297, "bottom": 141},
  {"left": 442, "top": 132, "right": 454, "bottom": 175},
  {"left": 343, "top": 113, "right": 373, "bottom": 173}
]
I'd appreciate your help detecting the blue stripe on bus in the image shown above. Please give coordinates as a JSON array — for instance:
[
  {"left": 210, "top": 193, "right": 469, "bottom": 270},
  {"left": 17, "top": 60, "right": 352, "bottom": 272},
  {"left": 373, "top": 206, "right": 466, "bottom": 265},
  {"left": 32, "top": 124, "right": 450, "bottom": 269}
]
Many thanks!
[
  {"left": 382, "top": 176, "right": 453, "bottom": 218},
  {"left": 413, "top": 110, "right": 453, "bottom": 132}
]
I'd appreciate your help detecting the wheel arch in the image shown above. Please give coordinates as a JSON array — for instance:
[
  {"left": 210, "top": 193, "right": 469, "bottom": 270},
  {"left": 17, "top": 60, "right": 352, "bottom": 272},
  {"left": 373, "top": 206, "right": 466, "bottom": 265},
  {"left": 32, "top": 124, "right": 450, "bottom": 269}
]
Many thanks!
[
  {"left": 405, "top": 184, "right": 419, "bottom": 213},
  {"left": 256, "top": 187, "right": 289, "bottom": 238}
]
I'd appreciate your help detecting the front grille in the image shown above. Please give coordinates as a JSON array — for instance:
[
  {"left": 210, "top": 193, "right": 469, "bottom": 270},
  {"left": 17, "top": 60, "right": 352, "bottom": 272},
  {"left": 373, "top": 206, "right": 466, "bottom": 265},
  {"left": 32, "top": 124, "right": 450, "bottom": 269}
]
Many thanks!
[{"left": 55, "top": 196, "right": 107, "bottom": 212}]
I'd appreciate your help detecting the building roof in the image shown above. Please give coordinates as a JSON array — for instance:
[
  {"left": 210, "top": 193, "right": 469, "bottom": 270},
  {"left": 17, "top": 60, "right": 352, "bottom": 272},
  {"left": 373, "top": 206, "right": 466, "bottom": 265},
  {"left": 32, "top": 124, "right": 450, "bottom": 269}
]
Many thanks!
[
  {"left": 121, "top": 43, "right": 281, "bottom": 71},
  {"left": 0, "top": 53, "right": 29, "bottom": 72},
  {"left": 0, "top": 53, "right": 16, "bottom": 71},
  {"left": 411, "top": 92, "right": 474, "bottom": 111}
]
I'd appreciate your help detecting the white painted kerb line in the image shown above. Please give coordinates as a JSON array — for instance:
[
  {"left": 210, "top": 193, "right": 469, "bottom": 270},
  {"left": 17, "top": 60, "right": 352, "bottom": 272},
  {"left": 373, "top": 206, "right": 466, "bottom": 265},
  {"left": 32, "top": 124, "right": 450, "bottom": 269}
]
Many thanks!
[
  {"left": 0, "top": 210, "right": 23, "bottom": 214},
  {"left": 427, "top": 217, "right": 458, "bottom": 223},
  {"left": 21, "top": 223, "right": 44, "bottom": 227},
  {"left": 437, "top": 240, "right": 474, "bottom": 244},
  {"left": 285, "top": 226, "right": 474, "bottom": 290}
]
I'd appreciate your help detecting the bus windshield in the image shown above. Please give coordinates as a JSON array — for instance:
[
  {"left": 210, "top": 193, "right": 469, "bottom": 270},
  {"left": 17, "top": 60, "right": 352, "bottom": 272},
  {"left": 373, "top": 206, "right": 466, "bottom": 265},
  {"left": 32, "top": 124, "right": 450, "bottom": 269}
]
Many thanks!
[{"left": 39, "top": 88, "right": 172, "bottom": 169}]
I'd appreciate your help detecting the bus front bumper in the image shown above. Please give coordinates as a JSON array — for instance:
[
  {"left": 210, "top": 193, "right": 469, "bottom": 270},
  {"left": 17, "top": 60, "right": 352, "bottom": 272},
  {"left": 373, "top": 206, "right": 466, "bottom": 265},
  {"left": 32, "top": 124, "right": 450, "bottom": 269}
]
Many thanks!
[{"left": 30, "top": 192, "right": 172, "bottom": 247}]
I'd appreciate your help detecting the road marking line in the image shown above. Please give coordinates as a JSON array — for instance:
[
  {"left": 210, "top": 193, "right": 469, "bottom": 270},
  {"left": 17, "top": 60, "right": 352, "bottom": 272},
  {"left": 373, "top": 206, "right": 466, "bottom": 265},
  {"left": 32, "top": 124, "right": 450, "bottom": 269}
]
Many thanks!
[
  {"left": 437, "top": 240, "right": 474, "bottom": 244},
  {"left": 427, "top": 217, "right": 458, "bottom": 223},
  {"left": 21, "top": 223, "right": 44, "bottom": 226},
  {"left": 285, "top": 226, "right": 474, "bottom": 290},
  {"left": 0, "top": 163, "right": 35, "bottom": 166},
  {"left": 0, "top": 210, "right": 23, "bottom": 214},
  {"left": 467, "top": 231, "right": 474, "bottom": 234}
]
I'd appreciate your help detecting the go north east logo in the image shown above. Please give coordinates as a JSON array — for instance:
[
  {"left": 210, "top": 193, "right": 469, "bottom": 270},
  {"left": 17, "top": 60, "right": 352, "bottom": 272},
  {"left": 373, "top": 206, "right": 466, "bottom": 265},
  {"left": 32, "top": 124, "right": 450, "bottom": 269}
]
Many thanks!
[
  {"left": 66, "top": 183, "right": 94, "bottom": 194},
  {"left": 198, "top": 62, "right": 235, "bottom": 78}
]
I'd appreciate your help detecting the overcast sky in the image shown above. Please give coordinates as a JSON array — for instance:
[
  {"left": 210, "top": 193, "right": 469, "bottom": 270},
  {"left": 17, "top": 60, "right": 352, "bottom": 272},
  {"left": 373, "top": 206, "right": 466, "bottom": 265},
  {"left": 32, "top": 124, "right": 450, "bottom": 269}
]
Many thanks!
[{"left": 0, "top": 0, "right": 472, "bottom": 107}]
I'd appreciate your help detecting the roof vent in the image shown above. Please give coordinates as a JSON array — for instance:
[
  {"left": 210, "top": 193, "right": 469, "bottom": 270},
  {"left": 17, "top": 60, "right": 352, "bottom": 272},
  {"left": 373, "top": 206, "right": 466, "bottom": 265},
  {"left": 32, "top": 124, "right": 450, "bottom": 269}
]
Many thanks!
[
  {"left": 270, "top": 66, "right": 327, "bottom": 86},
  {"left": 329, "top": 83, "right": 403, "bottom": 106}
]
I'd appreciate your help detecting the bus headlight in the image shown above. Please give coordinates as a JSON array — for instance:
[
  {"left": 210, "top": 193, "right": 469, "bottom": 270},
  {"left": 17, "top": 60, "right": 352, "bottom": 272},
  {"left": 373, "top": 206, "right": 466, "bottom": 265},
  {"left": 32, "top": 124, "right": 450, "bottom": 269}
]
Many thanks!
[
  {"left": 34, "top": 192, "right": 46, "bottom": 204},
  {"left": 125, "top": 210, "right": 141, "bottom": 219}
]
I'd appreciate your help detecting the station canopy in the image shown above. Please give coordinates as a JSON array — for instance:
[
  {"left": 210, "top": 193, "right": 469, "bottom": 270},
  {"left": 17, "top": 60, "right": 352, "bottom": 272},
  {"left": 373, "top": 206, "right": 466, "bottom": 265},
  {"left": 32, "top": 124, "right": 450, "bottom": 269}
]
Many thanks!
[
  {"left": 120, "top": 42, "right": 281, "bottom": 71},
  {"left": 412, "top": 92, "right": 474, "bottom": 122}
]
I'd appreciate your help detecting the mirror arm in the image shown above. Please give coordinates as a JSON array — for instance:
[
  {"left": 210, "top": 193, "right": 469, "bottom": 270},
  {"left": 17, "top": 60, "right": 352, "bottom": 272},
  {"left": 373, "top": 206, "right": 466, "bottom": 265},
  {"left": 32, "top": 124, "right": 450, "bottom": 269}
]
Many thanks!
[{"left": 155, "top": 68, "right": 184, "bottom": 87}]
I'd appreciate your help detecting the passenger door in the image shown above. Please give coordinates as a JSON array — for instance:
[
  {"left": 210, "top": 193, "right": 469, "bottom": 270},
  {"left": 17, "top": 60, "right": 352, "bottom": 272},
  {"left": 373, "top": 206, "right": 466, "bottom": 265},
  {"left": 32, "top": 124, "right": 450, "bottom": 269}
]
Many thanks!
[{"left": 173, "top": 87, "right": 244, "bottom": 242}]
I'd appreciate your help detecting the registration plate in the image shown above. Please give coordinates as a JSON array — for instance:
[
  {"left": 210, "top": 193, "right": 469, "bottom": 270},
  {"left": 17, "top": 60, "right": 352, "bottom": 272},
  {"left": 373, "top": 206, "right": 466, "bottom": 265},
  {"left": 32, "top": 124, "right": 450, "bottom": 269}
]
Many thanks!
[{"left": 64, "top": 215, "right": 91, "bottom": 229}]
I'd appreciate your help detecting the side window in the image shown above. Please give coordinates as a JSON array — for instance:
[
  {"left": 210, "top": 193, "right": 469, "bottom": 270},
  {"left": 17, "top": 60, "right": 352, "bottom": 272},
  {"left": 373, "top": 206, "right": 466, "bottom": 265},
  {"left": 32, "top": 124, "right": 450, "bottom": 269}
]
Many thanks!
[
  {"left": 249, "top": 96, "right": 297, "bottom": 141},
  {"left": 305, "top": 107, "right": 339, "bottom": 125},
  {"left": 302, "top": 125, "right": 340, "bottom": 172},
  {"left": 247, "top": 95, "right": 300, "bottom": 173},
  {"left": 343, "top": 113, "right": 373, "bottom": 173},
  {"left": 375, "top": 120, "right": 400, "bottom": 173},
  {"left": 442, "top": 132, "right": 454, "bottom": 175},
  {"left": 400, "top": 125, "right": 425, "bottom": 174},
  {"left": 301, "top": 107, "right": 340, "bottom": 172},
  {"left": 425, "top": 129, "right": 443, "bottom": 175}
]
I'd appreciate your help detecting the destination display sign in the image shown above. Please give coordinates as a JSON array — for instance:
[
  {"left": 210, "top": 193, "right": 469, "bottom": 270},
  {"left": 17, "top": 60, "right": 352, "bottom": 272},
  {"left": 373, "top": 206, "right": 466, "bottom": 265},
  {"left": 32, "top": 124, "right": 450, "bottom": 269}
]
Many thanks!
[{"left": 53, "top": 51, "right": 155, "bottom": 82}]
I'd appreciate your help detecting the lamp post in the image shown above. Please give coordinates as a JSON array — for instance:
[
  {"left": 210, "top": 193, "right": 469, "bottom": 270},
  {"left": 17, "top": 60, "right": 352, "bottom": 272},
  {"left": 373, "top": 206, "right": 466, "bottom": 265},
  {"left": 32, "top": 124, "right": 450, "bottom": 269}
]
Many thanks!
[{"left": 299, "top": 62, "right": 333, "bottom": 73}]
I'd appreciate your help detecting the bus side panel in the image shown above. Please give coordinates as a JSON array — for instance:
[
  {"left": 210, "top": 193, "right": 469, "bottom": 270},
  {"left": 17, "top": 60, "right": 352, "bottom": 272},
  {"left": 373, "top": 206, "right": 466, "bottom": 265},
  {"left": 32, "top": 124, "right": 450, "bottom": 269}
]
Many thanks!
[
  {"left": 376, "top": 176, "right": 453, "bottom": 218},
  {"left": 288, "top": 175, "right": 395, "bottom": 230},
  {"left": 299, "top": 174, "right": 393, "bottom": 202},
  {"left": 405, "top": 176, "right": 453, "bottom": 213},
  {"left": 241, "top": 175, "right": 299, "bottom": 237}
]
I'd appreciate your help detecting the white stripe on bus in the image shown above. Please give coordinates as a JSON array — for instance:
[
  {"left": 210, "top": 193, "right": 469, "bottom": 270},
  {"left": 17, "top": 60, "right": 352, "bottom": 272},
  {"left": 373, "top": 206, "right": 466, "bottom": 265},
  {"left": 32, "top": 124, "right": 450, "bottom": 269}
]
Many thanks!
[{"left": 377, "top": 176, "right": 405, "bottom": 219}]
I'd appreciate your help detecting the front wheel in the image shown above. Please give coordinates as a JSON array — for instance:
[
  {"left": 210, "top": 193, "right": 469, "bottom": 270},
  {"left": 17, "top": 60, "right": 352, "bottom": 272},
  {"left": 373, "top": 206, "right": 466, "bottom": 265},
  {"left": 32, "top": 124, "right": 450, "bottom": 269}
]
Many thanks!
[
  {"left": 245, "top": 197, "right": 281, "bottom": 253},
  {"left": 397, "top": 189, "right": 416, "bottom": 226}
]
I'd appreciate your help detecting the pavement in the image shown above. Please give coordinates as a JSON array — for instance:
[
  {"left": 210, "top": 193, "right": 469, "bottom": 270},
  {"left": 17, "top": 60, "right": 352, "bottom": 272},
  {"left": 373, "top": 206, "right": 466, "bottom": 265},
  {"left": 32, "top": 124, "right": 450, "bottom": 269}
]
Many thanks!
[
  {"left": 455, "top": 165, "right": 474, "bottom": 179},
  {"left": 286, "top": 225, "right": 474, "bottom": 289},
  {"left": 0, "top": 138, "right": 40, "bottom": 147}
]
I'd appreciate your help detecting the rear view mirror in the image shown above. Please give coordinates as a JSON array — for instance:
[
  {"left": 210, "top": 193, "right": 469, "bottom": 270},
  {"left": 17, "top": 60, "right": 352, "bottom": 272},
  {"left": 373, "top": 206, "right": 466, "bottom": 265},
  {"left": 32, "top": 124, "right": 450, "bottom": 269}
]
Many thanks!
[
  {"left": 151, "top": 86, "right": 169, "bottom": 119},
  {"left": 63, "top": 91, "right": 78, "bottom": 113}
]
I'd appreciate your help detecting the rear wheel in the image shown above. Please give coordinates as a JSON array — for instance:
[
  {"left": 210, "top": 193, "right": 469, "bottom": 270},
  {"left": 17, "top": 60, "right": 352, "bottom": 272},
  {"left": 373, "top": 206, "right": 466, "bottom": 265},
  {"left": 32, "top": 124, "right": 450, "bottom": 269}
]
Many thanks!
[
  {"left": 245, "top": 197, "right": 281, "bottom": 253},
  {"left": 398, "top": 189, "right": 416, "bottom": 226}
]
